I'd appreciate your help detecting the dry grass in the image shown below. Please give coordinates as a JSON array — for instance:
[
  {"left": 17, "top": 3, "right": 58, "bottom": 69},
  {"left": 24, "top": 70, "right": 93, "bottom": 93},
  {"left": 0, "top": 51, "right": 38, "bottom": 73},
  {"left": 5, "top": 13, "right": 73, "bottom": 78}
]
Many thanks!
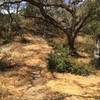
[
  {"left": 0, "top": 34, "right": 100, "bottom": 100},
  {"left": 0, "top": 35, "right": 52, "bottom": 100}
]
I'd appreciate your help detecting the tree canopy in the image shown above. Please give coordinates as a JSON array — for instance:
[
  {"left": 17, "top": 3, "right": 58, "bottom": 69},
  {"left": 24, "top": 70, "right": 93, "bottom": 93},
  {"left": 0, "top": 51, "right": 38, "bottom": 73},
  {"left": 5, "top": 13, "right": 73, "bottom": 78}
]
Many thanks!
[{"left": 0, "top": 0, "right": 99, "bottom": 55}]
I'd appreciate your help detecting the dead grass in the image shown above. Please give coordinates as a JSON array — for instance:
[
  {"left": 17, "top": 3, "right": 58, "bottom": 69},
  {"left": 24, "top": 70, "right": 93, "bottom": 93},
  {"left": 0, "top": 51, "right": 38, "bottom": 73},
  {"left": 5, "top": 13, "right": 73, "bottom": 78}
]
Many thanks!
[{"left": 0, "top": 34, "right": 100, "bottom": 100}]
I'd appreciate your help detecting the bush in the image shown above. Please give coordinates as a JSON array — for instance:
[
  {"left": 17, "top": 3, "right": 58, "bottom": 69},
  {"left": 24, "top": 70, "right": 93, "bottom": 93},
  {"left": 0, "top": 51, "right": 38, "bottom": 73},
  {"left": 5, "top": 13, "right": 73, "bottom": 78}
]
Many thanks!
[
  {"left": 47, "top": 45, "right": 72, "bottom": 73},
  {"left": 73, "top": 64, "right": 95, "bottom": 76},
  {"left": 47, "top": 45, "right": 95, "bottom": 76}
]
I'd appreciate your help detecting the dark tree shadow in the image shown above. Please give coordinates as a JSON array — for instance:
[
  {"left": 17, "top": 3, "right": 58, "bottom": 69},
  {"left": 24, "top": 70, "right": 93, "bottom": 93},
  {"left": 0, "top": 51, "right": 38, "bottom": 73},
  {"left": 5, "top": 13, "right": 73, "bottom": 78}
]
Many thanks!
[{"left": 0, "top": 58, "right": 19, "bottom": 72}]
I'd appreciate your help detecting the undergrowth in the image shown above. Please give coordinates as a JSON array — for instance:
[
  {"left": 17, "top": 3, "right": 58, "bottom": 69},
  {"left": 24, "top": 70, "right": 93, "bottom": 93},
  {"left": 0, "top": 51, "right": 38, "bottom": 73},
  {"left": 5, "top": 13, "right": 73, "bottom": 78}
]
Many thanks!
[{"left": 47, "top": 45, "right": 95, "bottom": 76}]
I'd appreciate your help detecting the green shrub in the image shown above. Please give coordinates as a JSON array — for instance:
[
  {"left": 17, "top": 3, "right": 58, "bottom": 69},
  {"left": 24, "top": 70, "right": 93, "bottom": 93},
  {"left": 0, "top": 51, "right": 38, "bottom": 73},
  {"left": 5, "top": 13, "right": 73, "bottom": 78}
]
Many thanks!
[
  {"left": 73, "top": 64, "right": 96, "bottom": 76},
  {"left": 47, "top": 45, "right": 95, "bottom": 76},
  {"left": 47, "top": 45, "right": 72, "bottom": 73},
  {"left": 2, "top": 39, "right": 11, "bottom": 45}
]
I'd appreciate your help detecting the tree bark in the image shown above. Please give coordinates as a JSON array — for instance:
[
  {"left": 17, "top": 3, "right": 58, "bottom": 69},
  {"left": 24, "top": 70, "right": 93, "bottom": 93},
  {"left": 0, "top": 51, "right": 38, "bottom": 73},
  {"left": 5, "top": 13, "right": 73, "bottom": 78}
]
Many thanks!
[{"left": 67, "top": 35, "right": 79, "bottom": 56}]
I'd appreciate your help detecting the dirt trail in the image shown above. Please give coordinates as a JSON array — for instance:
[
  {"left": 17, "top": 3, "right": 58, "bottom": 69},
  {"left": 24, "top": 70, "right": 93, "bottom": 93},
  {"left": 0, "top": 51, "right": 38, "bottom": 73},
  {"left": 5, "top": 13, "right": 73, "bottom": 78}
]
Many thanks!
[{"left": 0, "top": 35, "right": 100, "bottom": 100}]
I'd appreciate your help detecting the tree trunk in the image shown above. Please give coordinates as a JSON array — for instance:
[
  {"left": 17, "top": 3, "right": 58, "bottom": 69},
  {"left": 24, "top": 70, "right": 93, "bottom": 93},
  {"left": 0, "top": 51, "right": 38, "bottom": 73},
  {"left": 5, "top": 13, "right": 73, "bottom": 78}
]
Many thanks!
[
  {"left": 67, "top": 35, "right": 79, "bottom": 56},
  {"left": 93, "top": 39, "right": 100, "bottom": 67}
]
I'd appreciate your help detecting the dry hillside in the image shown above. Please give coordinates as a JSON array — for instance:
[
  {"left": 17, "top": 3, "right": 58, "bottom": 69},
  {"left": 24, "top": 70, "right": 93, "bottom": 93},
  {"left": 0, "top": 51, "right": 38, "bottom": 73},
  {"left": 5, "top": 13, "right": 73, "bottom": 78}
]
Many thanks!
[{"left": 0, "top": 34, "right": 100, "bottom": 100}]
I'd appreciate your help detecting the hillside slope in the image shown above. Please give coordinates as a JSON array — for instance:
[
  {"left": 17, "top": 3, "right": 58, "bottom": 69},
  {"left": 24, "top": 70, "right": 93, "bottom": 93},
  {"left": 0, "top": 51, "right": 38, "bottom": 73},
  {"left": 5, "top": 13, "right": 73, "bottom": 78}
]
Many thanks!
[{"left": 0, "top": 35, "right": 100, "bottom": 100}]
